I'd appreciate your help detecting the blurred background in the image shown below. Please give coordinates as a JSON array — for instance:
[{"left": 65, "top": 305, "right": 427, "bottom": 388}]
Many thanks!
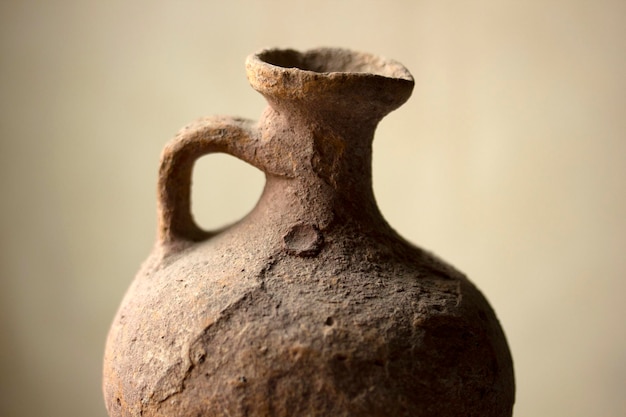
[{"left": 1, "top": 0, "right": 624, "bottom": 416}]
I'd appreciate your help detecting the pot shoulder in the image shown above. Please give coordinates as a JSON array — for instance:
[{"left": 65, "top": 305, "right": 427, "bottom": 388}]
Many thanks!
[{"left": 104, "top": 228, "right": 514, "bottom": 417}]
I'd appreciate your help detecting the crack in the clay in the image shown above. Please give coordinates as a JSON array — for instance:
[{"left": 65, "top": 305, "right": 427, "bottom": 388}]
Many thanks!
[{"left": 149, "top": 254, "right": 280, "bottom": 410}]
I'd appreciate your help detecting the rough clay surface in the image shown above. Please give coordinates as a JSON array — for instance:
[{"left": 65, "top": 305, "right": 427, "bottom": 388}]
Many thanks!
[{"left": 103, "top": 48, "right": 515, "bottom": 417}]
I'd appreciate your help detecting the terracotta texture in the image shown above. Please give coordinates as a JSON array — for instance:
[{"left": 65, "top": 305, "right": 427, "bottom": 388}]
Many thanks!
[{"left": 103, "top": 48, "right": 515, "bottom": 417}]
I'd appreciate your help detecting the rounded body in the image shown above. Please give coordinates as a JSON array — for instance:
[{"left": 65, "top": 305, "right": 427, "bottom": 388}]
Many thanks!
[{"left": 103, "top": 48, "right": 514, "bottom": 417}]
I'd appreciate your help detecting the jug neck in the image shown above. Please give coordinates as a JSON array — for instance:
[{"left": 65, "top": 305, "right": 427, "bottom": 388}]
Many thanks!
[
  {"left": 245, "top": 48, "right": 414, "bottom": 232},
  {"left": 256, "top": 106, "right": 385, "bottom": 231}
]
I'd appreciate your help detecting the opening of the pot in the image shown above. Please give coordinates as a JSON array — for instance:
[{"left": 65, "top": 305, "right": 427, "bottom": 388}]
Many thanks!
[
  {"left": 246, "top": 47, "right": 415, "bottom": 118},
  {"left": 256, "top": 48, "right": 413, "bottom": 81}
]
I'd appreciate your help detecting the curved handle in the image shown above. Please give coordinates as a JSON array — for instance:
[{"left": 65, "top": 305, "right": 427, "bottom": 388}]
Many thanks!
[{"left": 157, "top": 115, "right": 261, "bottom": 248}]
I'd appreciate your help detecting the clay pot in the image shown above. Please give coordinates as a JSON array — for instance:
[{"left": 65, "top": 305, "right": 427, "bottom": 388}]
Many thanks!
[{"left": 103, "top": 47, "right": 515, "bottom": 417}]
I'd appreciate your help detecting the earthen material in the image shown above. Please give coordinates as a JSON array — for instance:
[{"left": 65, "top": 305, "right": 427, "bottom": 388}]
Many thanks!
[{"left": 103, "top": 47, "right": 515, "bottom": 417}]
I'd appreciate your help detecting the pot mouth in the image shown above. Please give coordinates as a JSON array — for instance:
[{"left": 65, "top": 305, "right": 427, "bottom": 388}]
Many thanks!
[
  {"left": 245, "top": 48, "right": 414, "bottom": 114},
  {"left": 250, "top": 48, "right": 413, "bottom": 81}
]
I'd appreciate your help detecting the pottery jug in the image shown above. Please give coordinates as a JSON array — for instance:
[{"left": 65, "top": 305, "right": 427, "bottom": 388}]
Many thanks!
[{"left": 103, "top": 47, "right": 515, "bottom": 417}]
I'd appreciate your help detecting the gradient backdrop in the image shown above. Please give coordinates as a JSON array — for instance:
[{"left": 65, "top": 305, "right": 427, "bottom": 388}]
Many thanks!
[{"left": 1, "top": 1, "right": 625, "bottom": 416}]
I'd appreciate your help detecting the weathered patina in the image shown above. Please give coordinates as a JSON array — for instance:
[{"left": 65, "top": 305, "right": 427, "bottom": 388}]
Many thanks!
[{"left": 103, "top": 47, "right": 515, "bottom": 417}]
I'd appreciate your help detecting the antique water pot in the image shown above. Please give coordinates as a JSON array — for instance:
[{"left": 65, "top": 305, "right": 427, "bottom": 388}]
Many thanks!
[{"left": 103, "top": 47, "right": 515, "bottom": 417}]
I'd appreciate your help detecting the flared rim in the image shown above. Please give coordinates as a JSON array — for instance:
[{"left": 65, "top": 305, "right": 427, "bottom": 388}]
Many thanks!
[
  {"left": 245, "top": 47, "right": 414, "bottom": 113},
  {"left": 247, "top": 47, "right": 413, "bottom": 81}
]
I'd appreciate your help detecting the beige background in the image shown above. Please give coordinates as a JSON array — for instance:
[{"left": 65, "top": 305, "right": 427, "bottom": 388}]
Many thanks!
[{"left": 1, "top": 0, "right": 625, "bottom": 416}]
